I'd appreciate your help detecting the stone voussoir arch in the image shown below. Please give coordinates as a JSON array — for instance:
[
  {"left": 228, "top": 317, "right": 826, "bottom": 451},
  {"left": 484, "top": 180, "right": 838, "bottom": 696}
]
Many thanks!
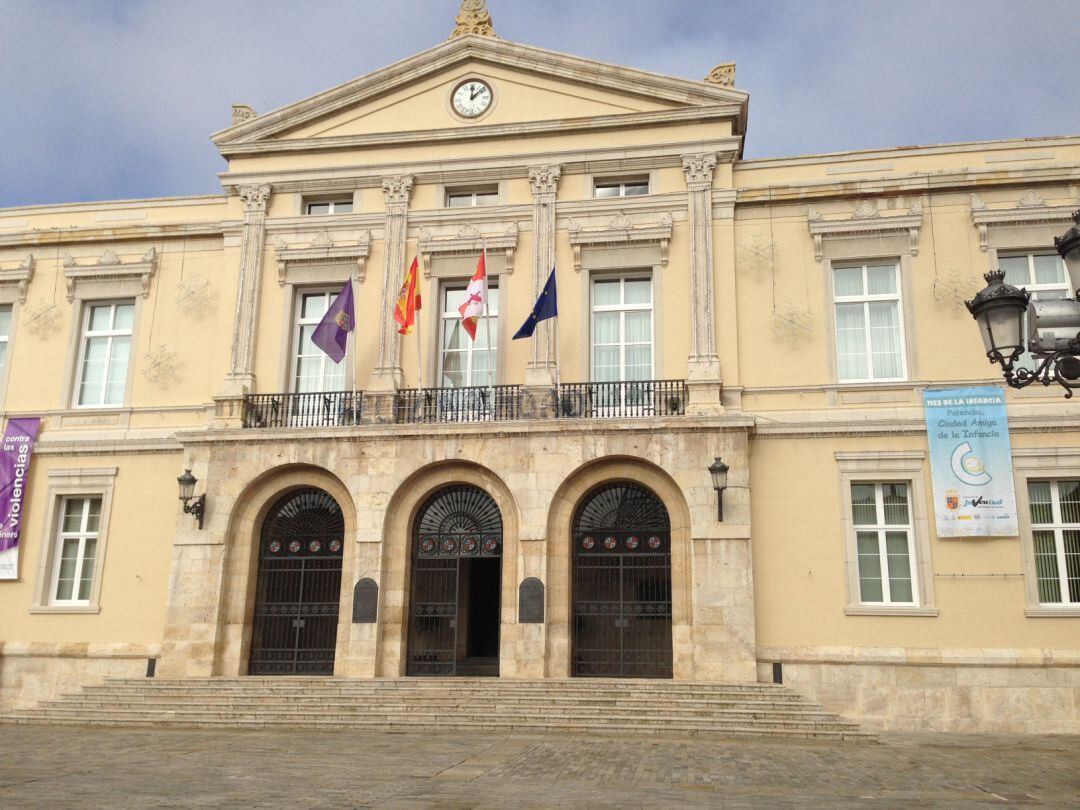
[
  {"left": 543, "top": 455, "right": 694, "bottom": 679},
  {"left": 375, "top": 460, "right": 521, "bottom": 677},
  {"left": 215, "top": 463, "right": 357, "bottom": 677}
]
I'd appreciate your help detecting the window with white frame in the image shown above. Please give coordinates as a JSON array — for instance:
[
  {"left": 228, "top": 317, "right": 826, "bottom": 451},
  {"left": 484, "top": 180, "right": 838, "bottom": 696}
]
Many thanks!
[
  {"left": 1000, "top": 252, "right": 1071, "bottom": 369},
  {"left": 594, "top": 177, "right": 649, "bottom": 198},
  {"left": 50, "top": 496, "right": 102, "bottom": 605},
  {"left": 833, "top": 261, "right": 906, "bottom": 382},
  {"left": 446, "top": 186, "right": 499, "bottom": 208},
  {"left": 292, "top": 290, "right": 347, "bottom": 393},
  {"left": 440, "top": 282, "right": 498, "bottom": 387},
  {"left": 591, "top": 275, "right": 652, "bottom": 382},
  {"left": 851, "top": 482, "right": 918, "bottom": 605},
  {"left": 304, "top": 199, "right": 353, "bottom": 215},
  {"left": 1027, "top": 480, "right": 1080, "bottom": 605},
  {"left": 0, "top": 305, "right": 10, "bottom": 379},
  {"left": 75, "top": 300, "right": 134, "bottom": 407}
]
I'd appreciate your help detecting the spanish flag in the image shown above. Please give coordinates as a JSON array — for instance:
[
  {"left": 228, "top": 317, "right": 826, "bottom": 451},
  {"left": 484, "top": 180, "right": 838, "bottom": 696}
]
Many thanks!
[{"left": 394, "top": 256, "right": 422, "bottom": 335}]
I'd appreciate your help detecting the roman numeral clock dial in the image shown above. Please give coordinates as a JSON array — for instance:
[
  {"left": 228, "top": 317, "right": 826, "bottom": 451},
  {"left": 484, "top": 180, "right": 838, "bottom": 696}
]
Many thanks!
[{"left": 452, "top": 79, "right": 493, "bottom": 119}]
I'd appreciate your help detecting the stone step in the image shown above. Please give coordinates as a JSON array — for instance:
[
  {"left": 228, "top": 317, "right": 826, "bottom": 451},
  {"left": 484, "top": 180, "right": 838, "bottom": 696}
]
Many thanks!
[
  {"left": 100, "top": 678, "right": 791, "bottom": 692},
  {"left": 0, "top": 715, "right": 875, "bottom": 742}
]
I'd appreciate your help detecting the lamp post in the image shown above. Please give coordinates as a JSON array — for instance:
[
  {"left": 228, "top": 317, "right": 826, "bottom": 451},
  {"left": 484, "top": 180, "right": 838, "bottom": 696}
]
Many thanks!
[
  {"left": 966, "top": 210, "right": 1080, "bottom": 398},
  {"left": 177, "top": 468, "right": 205, "bottom": 530},
  {"left": 708, "top": 457, "right": 729, "bottom": 521}
]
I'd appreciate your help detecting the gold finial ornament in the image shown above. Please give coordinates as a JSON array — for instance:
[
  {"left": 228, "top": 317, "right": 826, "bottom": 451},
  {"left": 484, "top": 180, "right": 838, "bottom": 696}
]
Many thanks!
[{"left": 450, "top": 0, "right": 497, "bottom": 38}]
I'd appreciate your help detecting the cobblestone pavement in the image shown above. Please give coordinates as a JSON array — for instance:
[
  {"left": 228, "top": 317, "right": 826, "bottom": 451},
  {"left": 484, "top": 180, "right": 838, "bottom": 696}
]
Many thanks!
[{"left": 0, "top": 726, "right": 1077, "bottom": 808}]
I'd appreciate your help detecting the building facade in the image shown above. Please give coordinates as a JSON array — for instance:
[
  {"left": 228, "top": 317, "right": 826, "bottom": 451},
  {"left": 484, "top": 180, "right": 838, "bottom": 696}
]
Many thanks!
[{"left": 1, "top": 4, "right": 1078, "bottom": 732}]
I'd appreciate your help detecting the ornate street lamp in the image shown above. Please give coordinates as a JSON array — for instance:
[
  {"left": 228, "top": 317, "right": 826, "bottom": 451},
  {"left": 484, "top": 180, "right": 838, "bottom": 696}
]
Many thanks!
[
  {"left": 708, "top": 457, "right": 729, "bottom": 521},
  {"left": 177, "top": 468, "right": 206, "bottom": 530},
  {"left": 966, "top": 210, "right": 1080, "bottom": 398}
]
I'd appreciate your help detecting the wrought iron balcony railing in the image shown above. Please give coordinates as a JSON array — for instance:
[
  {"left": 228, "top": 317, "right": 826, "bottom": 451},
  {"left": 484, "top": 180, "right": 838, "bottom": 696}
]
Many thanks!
[
  {"left": 395, "top": 385, "right": 521, "bottom": 424},
  {"left": 556, "top": 379, "right": 687, "bottom": 419},
  {"left": 243, "top": 391, "right": 362, "bottom": 429}
]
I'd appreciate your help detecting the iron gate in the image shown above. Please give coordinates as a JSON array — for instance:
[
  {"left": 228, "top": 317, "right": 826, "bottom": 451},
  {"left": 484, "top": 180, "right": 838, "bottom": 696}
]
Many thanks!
[
  {"left": 572, "top": 482, "right": 673, "bottom": 678},
  {"left": 407, "top": 485, "right": 502, "bottom": 676},
  {"left": 249, "top": 488, "right": 344, "bottom": 675}
]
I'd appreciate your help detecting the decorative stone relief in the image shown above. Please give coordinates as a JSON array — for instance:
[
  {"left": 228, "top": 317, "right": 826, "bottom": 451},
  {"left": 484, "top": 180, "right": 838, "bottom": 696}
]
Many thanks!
[
  {"left": 381, "top": 175, "right": 414, "bottom": 206},
  {"left": 808, "top": 202, "right": 923, "bottom": 262},
  {"left": 142, "top": 345, "right": 183, "bottom": 388},
  {"left": 273, "top": 231, "right": 371, "bottom": 285},
  {"left": 239, "top": 183, "right": 271, "bottom": 213},
  {"left": 449, "top": 0, "right": 496, "bottom": 38},
  {"left": 21, "top": 300, "right": 62, "bottom": 339},
  {"left": 771, "top": 303, "right": 815, "bottom": 345},
  {"left": 230, "top": 104, "right": 256, "bottom": 126},
  {"left": 682, "top": 153, "right": 718, "bottom": 190},
  {"left": 704, "top": 62, "right": 736, "bottom": 87},
  {"left": 177, "top": 277, "right": 214, "bottom": 318},
  {"left": 63, "top": 247, "right": 158, "bottom": 301},
  {"left": 970, "top": 191, "right": 1076, "bottom": 251},
  {"left": 0, "top": 254, "right": 34, "bottom": 303},
  {"left": 1017, "top": 190, "right": 1047, "bottom": 208},
  {"left": 417, "top": 222, "right": 517, "bottom": 276},
  {"left": 566, "top": 213, "right": 672, "bottom": 272},
  {"left": 853, "top": 200, "right": 879, "bottom": 219}
]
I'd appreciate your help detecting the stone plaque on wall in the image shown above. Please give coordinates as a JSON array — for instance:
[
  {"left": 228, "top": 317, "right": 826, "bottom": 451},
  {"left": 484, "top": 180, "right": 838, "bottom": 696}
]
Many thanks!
[
  {"left": 353, "top": 578, "right": 378, "bottom": 623},
  {"left": 518, "top": 577, "right": 544, "bottom": 623}
]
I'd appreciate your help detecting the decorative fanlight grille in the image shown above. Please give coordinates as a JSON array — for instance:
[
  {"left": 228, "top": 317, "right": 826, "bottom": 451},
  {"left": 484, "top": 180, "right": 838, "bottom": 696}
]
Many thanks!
[
  {"left": 416, "top": 485, "right": 502, "bottom": 536},
  {"left": 573, "top": 482, "right": 670, "bottom": 535},
  {"left": 263, "top": 488, "right": 344, "bottom": 544}
]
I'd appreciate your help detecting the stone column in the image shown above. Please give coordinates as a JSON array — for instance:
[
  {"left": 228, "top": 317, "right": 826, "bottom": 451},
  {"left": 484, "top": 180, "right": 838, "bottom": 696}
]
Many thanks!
[
  {"left": 682, "top": 153, "right": 723, "bottom": 414},
  {"left": 524, "top": 165, "right": 561, "bottom": 389},
  {"left": 370, "top": 175, "right": 414, "bottom": 394}
]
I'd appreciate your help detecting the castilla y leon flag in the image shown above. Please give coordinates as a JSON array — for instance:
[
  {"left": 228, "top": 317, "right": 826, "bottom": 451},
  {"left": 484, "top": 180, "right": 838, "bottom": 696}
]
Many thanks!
[
  {"left": 310, "top": 280, "right": 355, "bottom": 364},
  {"left": 457, "top": 252, "right": 488, "bottom": 340},
  {"left": 394, "top": 256, "right": 422, "bottom": 335}
]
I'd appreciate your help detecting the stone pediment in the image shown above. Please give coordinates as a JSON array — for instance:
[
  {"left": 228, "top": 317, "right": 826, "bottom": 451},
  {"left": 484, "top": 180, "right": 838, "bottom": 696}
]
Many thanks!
[{"left": 212, "top": 35, "right": 747, "bottom": 157}]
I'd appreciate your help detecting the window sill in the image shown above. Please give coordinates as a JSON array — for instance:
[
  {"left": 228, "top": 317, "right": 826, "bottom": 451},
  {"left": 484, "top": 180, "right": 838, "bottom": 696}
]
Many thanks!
[
  {"left": 844, "top": 605, "right": 939, "bottom": 617},
  {"left": 29, "top": 605, "right": 101, "bottom": 614},
  {"left": 1025, "top": 606, "right": 1080, "bottom": 617}
]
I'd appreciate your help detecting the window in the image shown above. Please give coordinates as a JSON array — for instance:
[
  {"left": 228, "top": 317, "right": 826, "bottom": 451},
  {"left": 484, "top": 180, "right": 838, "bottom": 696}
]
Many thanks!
[
  {"left": 594, "top": 177, "right": 649, "bottom": 198},
  {"left": 440, "top": 282, "right": 498, "bottom": 387},
  {"left": 305, "top": 199, "right": 353, "bottom": 215},
  {"left": 850, "top": 482, "right": 918, "bottom": 605},
  {"left": 1027, "top": 480, "right": 1080, "bottom": 605},
  {"left": 1000, "top": 252, "right": 1070, "bottom": 369},
  {"left": 292, "top": 290, "right": 347, "bottom": 393},
  {"left": 446, "top": 187, "right": 499, "bottom": 208},
  {"left": 0, "top": 305, "right": 10, "bottom": 378},
  {"left": 50, "top": 497, "right": 102, "bottom": 605},
  {"left": 75, "top": 300, "right": 134, "bottom": 407},
  {"left": 833, "top": 261, "right": 906, "bottom": 382},
  {"left": 591, "top": 275, "right": 652, "bottom": 382}
]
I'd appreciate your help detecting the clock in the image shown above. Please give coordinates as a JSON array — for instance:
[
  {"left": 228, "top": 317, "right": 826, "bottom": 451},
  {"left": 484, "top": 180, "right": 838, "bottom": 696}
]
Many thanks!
[{"left": 451, "top": 79, "right": 493, "bottom": 119}]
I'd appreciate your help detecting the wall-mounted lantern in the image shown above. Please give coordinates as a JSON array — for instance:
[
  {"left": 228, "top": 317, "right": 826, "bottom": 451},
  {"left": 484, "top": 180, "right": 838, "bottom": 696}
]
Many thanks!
[
  {"left": 177, "top": 468, "right": 205, "bottom": 530},
  {"left": 708, "top": 457, "right": 729, "bottom": 522}
]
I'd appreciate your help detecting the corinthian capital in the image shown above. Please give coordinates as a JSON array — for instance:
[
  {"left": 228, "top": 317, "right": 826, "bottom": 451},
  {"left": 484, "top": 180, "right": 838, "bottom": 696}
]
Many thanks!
[
  {"left": 682, "top": 153, "right": 717, "bottom": 189},
  {"left": 528, "top": 165, "right": 562, "bottom": 197},
  {"left": 382, "top": 175, "right": 414, "bottom": 206},
  {"left": 239, "top": 184, "right": 271, "bottom": 214}
]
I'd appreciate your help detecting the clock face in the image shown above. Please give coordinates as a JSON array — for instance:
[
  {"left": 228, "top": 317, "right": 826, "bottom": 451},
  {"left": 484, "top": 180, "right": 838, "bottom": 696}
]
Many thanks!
[{"left": 452, "top": 79, "right": 493, "bottom": 119}]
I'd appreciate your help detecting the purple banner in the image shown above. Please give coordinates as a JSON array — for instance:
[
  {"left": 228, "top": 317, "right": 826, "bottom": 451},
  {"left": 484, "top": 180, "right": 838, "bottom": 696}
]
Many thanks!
[{"left": 0, "top": 417, "right": 41, "bottom": 560}]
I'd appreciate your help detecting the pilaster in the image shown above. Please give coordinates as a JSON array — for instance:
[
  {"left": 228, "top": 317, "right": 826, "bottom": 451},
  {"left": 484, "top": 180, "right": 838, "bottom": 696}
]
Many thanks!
[
  {"left": 219, "top": 183, "right": 271, "bottom": 404},
  {"left": 526, "top": 165, "right": 561, "bottom": 387},
  {"left": 371, "top": 175, "right": 414, "bottom": 392},
  {"left": 682, "top": 154, "right": 723, "bottom": 414}
]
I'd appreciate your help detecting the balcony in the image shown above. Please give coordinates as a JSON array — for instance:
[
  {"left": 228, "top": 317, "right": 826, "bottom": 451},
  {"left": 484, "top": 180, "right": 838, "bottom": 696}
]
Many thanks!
[{"left": 241, "top": 380, "right": 686, "bottom": 428}]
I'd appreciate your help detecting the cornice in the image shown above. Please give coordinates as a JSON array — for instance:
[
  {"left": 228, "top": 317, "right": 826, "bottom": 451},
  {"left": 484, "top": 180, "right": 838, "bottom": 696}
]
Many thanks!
[
  {"left": 418, "top": 221, "right": 519, "bottom": 275},
  {"left": 212, "top": 35, "right": 747, "bottom": 146},
  {"left": 567, "top": 211, "right": 673, "bottom": 271},
  {"left": 63, "top": 247, "right": 158, "bottom": 300},
  {"left": 0, "top": 194, "right": 226, "bottom": 218},
  {"left": 0, "top": 255, "right": 34, "bottom": 303},
  {"left": 0, "top": 221, "right": 233, "bottom": 250},
  {"left": 273, "top": 231, "right": 371, "bottom": 285},
  {"left": 970, "top": 191, "right": 1079, "bottom": 251},
  {"left": 216, "top": 104, "right": 744, "bottom": 158},
  {"left": 807, "top": 200, "right": 923, "bottom": 261}
]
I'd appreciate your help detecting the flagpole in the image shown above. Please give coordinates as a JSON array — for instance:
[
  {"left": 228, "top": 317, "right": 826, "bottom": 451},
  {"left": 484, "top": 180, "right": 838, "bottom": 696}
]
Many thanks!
[
  {"left": 415, "top": 261, "right": 423, "bottom": 391},
  {"left": 481, "top": 244, "right": 495, "bottom": 417},
  {"left": 349, "top": 278, "right": 357, "bottom": 423}
]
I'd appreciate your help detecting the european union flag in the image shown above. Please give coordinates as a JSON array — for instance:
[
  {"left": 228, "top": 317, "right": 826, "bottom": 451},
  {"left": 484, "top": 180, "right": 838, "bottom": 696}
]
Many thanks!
[{"left": 513, "top": 268, "right": 558, "bottom": 340}]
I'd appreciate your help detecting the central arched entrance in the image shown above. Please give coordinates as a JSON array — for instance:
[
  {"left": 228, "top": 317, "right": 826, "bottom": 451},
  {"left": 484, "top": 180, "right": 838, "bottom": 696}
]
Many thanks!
[
  {"left": 572, "top": 482, "right": 673, "bottom": 678},
  {"left": 249, "top": 488, "right": 344, "bottom": 675},
  {"left": 407, "top": 485, "right": 502, "bottom": 676}
]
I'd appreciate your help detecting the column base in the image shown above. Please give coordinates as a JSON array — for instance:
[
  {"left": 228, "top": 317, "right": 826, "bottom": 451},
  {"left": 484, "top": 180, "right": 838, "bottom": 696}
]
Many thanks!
[
  {"left": 362, "top": 390, "right": 400, "bottom": 425},
  {"left": 368, "top": 367, "right": 403, "bottom": 392},
  {"left": 524, "top": 362, "right": 558, "bottom": 388}
]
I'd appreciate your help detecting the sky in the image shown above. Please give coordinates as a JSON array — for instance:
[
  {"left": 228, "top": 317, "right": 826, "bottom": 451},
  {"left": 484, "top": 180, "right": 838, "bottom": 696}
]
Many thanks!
[{"left": 1, "top": 0, "right": 1078, "bottom": 208}]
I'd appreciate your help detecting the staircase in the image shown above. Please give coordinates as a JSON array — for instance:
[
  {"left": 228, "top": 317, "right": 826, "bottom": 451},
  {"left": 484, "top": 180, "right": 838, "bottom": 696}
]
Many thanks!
[{"left": 1, "top": 678, "right": 875, "bottom": 742}]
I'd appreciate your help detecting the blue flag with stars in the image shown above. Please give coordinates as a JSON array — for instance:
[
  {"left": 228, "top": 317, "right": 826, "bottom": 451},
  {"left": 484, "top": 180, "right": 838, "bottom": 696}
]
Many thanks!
[{"left": 513, "top": 267, "right": 558, "bottom": 339}]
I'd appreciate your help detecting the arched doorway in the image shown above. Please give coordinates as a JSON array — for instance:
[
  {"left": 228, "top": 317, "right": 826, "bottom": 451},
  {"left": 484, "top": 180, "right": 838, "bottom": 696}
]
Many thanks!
[
  {"left": 249, "top": 488, "right": 345, "bottom": 675},
  {"left": 407, "top": 485, "right": 502, "bottom": 676},
  {"left": 572, "top": 482, "right": 673, "bottom": 678}
]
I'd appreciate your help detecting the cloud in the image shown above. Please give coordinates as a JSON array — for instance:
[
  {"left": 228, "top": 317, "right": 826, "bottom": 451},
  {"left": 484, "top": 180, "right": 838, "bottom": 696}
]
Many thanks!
[{"left": 0, "top": 0, "right": 1077, "bottom": 207}]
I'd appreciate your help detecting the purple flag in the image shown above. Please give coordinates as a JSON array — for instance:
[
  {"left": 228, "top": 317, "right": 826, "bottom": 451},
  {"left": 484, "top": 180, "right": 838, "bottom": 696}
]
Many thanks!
[
  {"left": 310, "top": 281, "right": 355, "bottom": 364},
  {"left": 0, "top": 417, "right": 41, "bottom": 555}
]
